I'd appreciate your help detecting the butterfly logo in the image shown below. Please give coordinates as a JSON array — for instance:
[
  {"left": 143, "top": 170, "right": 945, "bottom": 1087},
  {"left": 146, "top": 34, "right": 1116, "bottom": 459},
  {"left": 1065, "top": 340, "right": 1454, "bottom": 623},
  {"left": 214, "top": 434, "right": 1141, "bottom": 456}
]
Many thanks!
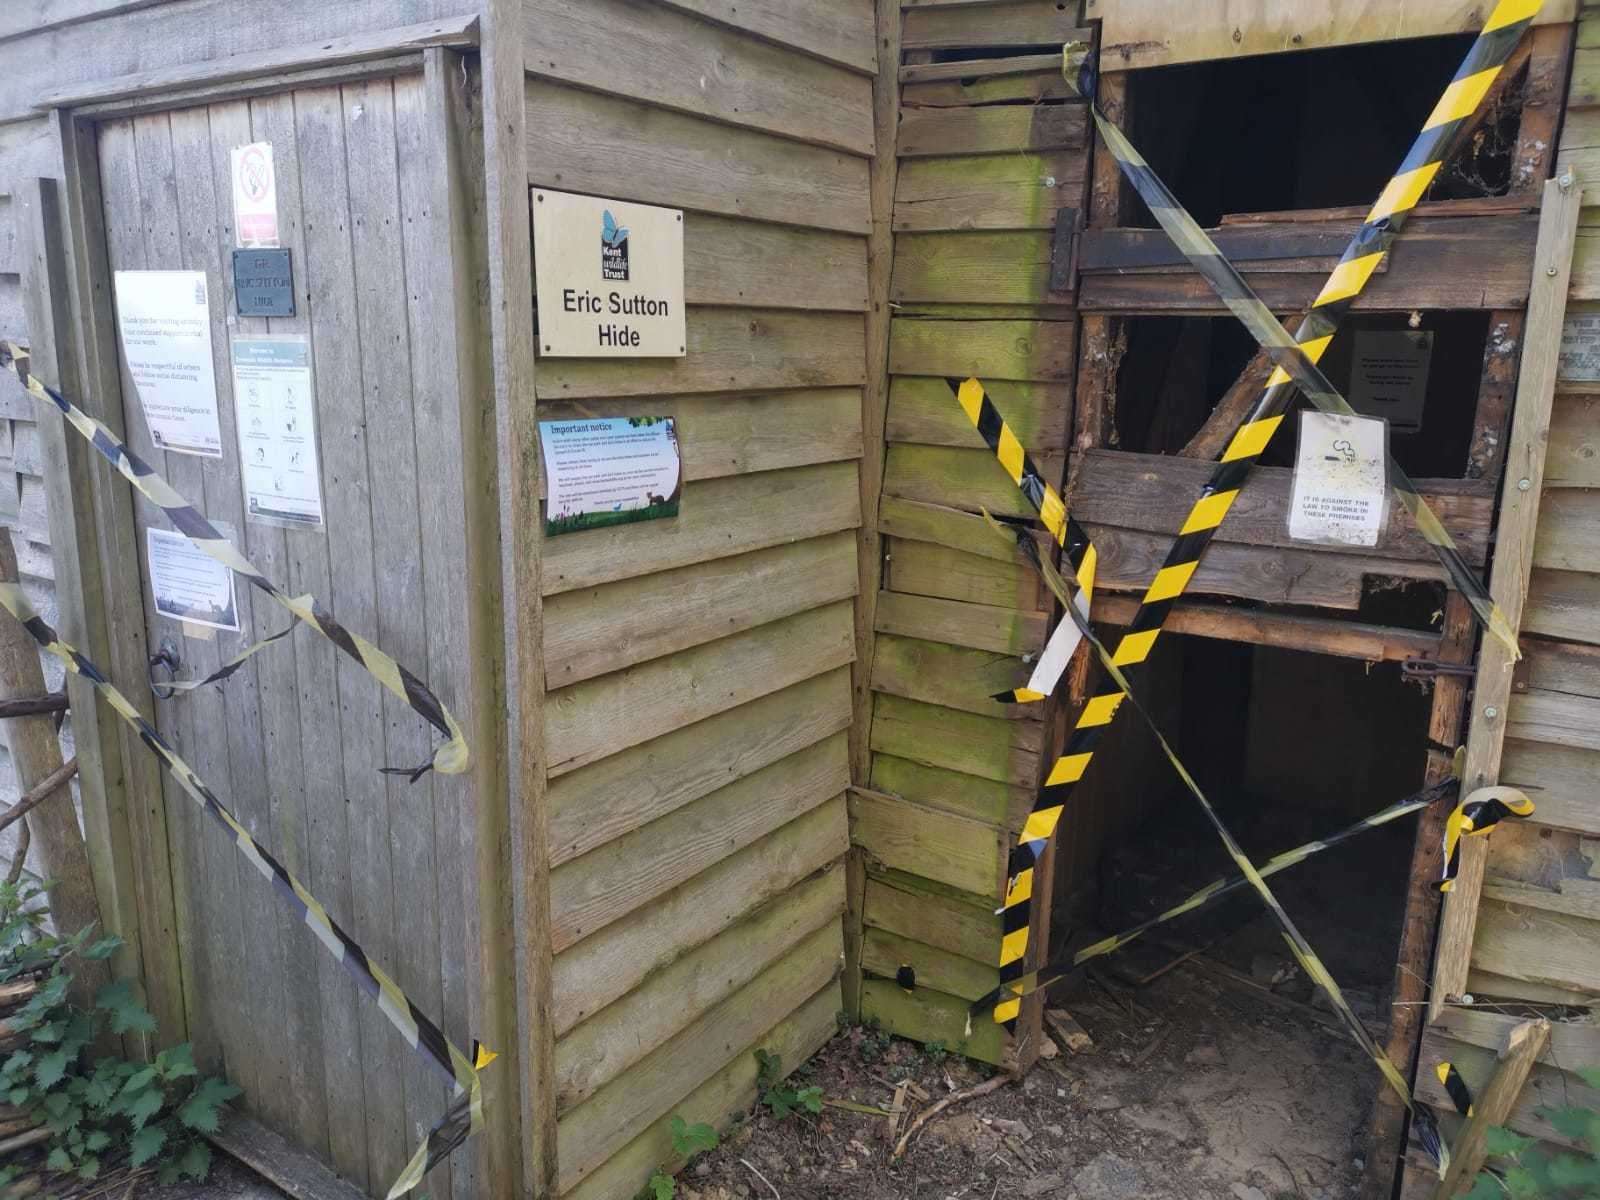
[{"left": 602, "top": 210, "right": 629, "bottom": 248}]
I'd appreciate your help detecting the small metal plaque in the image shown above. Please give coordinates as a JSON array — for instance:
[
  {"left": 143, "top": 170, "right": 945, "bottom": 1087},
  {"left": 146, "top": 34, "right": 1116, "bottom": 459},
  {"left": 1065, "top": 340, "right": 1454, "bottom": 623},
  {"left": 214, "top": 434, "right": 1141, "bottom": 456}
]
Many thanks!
[{"left": 232, "top": 248, "right": 294, "bottom": 318}]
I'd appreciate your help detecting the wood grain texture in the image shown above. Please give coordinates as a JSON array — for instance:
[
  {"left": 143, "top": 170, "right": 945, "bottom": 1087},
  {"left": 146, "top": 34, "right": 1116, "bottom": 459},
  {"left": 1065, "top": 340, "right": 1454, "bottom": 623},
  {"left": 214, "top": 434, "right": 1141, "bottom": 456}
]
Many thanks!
[
  {"left": 884, "top": 443, "right": 1068, "bottom": 520},
  {"left": 1532, "top": 488, "right": 1600, "bottom": 572},
  {"left": 547, "top": 668, "right": 851, "bottom": 867},
  {"left": 533, "top": 309, "right": 867, "bottom": 399},
  {"left": 874, "top": 590, "right": 1048, "bottom": 656},
  {"left": 562, "top": 982, "right": 840, "bottom": 1200},
  {"left": 864, "top": 873, "right": 1000, "bottom": 965},
  {"left": 886, "top": 376, "right": 1071, "bottom": 451},
  {"left": 544, "top": 600, "right": 856, "bottom": 776},
  {"left": 541, "top": 460, "right": 861, "bottom": 595},
  {"left": 889, "top": 317, "right": 1076, "bottom": 380},
  {"left": 1546, "top": 393, "right": 1600, "bottom": 488},
  {"left": 859, "top": 977, "right": 1006, "bottom": 1065},
  {"left": 901, "top": 2, "right": 1083, "bottom": 50},
  {"left": 895, "top": 153, "right": 1086, "bottom": 231},
  {"left": 870, "top": 693, "right": 1042, "bottom": 788},
  {"left": 522, "top": 0, "right": 873, "bottom": 155},
  {"left": 551, "top": 797, "right": 848, "bottom": 1036},
  {"left": 885, "top": 537, "right": 1045, "bottom": 611},
  {"left": 550, "top": 733, "right": 847, "bottom": 949},
  {"left": 557, "top": 922, "right": 843, "bottom": 1191},
  {"left": 525, "top": 79, "right": 870, "bottom": 233},
  {"left": 892, "top": 231, "right": 1058, "bottom": 305},
  {"left": 652, "top": 0, "right": 877, "bottom": 74},
  {"left": 1500, "top": 739, "right": 1600, "bottom": 835},
  {"left": 879, "top": 495, "right": 1050, "bottom": 564},
  {"left": 849, "top": 786, "right": 1004, "bottom": 897},
  {"left": 871, "top": 634, "right": 1032, "bottom": 717},
  {"left": 898, "top": 103, "right": 1086, "bottom": 158},
  {"left": 1525, "top": 566, "right": 1600, "bottom": 644},
  {"left": 543, "top": 532, "right": 858, "bottom": 686},
  {"left": 861, "top": 927, "right": 996, "bottom": 1003},
  {"left": 870, "top": 752, "right": 1031, "bottom": 828},
  {"left": 553, "top": 866, "right": 844, "bottom": 1114}
]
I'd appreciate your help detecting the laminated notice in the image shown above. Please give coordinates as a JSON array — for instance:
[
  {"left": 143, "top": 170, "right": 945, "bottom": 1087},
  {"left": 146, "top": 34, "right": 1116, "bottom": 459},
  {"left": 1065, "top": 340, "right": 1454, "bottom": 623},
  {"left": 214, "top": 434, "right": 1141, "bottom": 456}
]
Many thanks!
[{"left": 1289, "top": 411, "right": 1388, "bottom": 548}]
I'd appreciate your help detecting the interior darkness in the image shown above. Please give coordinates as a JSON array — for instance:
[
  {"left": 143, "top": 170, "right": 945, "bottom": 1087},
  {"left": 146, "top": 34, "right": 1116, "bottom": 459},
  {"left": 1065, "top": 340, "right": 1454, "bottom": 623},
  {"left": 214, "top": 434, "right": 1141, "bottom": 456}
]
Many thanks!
[
  {"left": 1090, "top": 638, "right": 1430, "bottom": 996},
  {"left": 1113, "top": 312, "right": 1491, "bottom": 477},
  {"left": 1127, "top": 34, "right": 1517, "bottom": 226}
]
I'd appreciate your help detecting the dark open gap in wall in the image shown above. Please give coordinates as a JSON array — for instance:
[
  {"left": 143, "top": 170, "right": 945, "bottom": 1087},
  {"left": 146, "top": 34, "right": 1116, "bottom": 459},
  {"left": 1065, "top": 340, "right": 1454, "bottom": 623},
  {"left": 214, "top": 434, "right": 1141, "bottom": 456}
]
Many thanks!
[
  {"left": 1125, "top": 34, "right": 1520, "bottom": 227},
  {"left": 1045, "top": 637, "right": 1431, "bottom": 1174},
  {"left": 1112, "top": 312, "right": 1491, "bottom": 478}
]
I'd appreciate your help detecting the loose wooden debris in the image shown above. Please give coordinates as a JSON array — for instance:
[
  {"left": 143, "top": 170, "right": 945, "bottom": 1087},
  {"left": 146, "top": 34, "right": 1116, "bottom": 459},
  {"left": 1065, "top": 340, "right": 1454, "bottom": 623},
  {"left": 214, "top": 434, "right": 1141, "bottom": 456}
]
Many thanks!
[
  {"left": 892, "top": 1073, "right": 1011, "bottom": 1159},
  {"left": 1044, "top": 1008, "right": 1095, "bottom": 1055}
]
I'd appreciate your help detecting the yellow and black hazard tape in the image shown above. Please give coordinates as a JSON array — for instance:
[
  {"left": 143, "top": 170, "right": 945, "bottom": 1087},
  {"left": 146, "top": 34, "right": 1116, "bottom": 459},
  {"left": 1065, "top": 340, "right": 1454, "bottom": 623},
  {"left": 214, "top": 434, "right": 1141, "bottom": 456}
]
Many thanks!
[
  {"left": 1062, "top": 9, "right": 1530, "bottom": 658},
  {"left": 1441, "top": 785, "right": 1535, "bottom": 891},
  {"left": 0, "top": 579, "right": 491, "bottom": 1197},
  {"left": 1436, "top": 1062, "right": 1476, "bottom": 1117},
  {"left": 988, "top": 520, "right": 1452, "bottom": 1172},
  {"left": 0, "top": 341, "right": 467, "bottom": 780},
  {"left": 982, "top": 3, "right": 1537, "bottom": 1029},
  {"left": 967, "top": 773, "right": 1461, "bottom": 1016},
  {"left": 948, "top": 377, "right": 1095, "bottom": 705}
]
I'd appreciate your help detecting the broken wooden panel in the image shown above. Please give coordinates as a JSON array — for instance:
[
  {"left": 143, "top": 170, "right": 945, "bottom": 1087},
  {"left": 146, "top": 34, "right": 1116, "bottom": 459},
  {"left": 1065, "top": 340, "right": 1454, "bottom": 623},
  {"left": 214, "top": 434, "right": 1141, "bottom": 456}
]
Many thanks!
[
  {"left": 1071, "top": 449, "right": 1492, "bottom": 564},
  {"left": 1079, "top": 214, "right": 1540, "bottom": 313},
  {"left": 884, "top": 443, "right": 1068, "bottom": 519},
  {"left": 901, "top": 65, "right": 1077, "bottom": 108},
  {"left": 879, "top": 495, "right": 1053, "bottom": 564},
  {"left": 894, "top": 152, "right": 1087, "bottom": 231},
  {"left": 871, "top": 633, "right": 1036, "bottom": 718},
  {"left": 886, "top": 376, "right": 1072, "bottom": 451},
  {"left": 884, "top": 536, "right": 1048, "bottom": 611},
  {"left": 898, "top": 102, "right": 1088, "bottom": 158}
]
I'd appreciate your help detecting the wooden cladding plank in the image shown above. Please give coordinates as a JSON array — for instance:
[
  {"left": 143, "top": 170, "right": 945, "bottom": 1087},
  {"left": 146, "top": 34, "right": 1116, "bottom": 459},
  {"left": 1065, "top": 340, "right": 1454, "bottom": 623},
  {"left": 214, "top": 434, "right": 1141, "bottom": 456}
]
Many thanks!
[
  {"left": 1525, "top": 567, "right": 1600, "bottom": 645},
  {"left": 534, "top": 309, "right": 867, "bottom": 399},
  {"left": 902, "top": 68, "right": 1076, "bottom": 109},
  {"left": 872, "top": 633, "right": 1031, "bottom": 717},
  {"left": 893, "top": 231, "right": 1059, "bottom": 305},
  {"left": 886, "top": 537, "right": 1045, "bottom": 611},
  {"left": 1519, "top": 638, "right": 1600, "bottom": 698},
  {"left": 871, "top": 693, "right": 1042, "bottom": 788},
  {"left": 860, "top": 977, "right": 1006, "bottom": 1065},
  {"left": 849, "top": 788, "right": 1003, "bottom": 898},
  {"left": 1501, "top": 739, "right": 1600, "bottom": 835},
  {"left": 542, "top": 460, "right": 861, "bottom": 595},
  {"left": 1547, "top": 393, "right": 1600, "bottom": 488},
  {"left": 895, "top": 153, "right": 1086, "bottom": 231},
  {"left": 551, "top": 733, "right": 848, "bottom": 950},
  {"left": 554, "top": 866, "right": 845, "bottom": 1114},
  {"left": 1416, "top": 1030, "right": 1599, "bottom": 1151},
  {"left": 862, "top": 927, "right": 997, "bottom": 1003},
  {"left": 563, "top": 981, "right": 840, "bottom": 1200},
  {"left": 536, "top": 389, "right": 863, "bottom": 498},
  {"left": 864, "top": 873, "right": 1000, "bottom": 964},
  {"left": 1532, "top": 488, "right": 1600, "bottom": 573},
  {"left": 898, "top": 103, "right": 1085, "bottom": 159},
  {"left": 879, "top": 495, "right": 1049, "bottom": 564},
  {"left": 543, "top": 531, "right": 858, "bottom": 686},
  {"left": 1073, "top": 449, "right": 1491, "bottom": 565},
  {"left": 902, "top": 3, "right": 1083, "bottom": 49},
  {"left": 1097, "top": 1, "right": 1573, "bottom": 72},
  {"left": 549, "top": 668, "right": 851, "bottom": 867},
  {"left": 545, "top": 600, "right": 856, "bottom": 775},
  {"left": 653, "top": 0, "right": 877, "bottom": 74},
  {"left": 874, "top": 590, "right": 1047, "bottom": 656},
  {"left": 557, "top": 922, "right": 844, "bottom": 1191},
  {"left": 1081, "top": 214, "right": 1540, "bottom": 313},
  {"left": 523, "top": 0, "right": 873, "bottom": 156},
  {"left": 1507, "top": 689, "right": 1600, "bottom": 754},
  {"left": 870, "top": 753, "right": 1030, "bottom": 828},
  {"left": 884, "top": 443, "right": 1066, "bottom": 520},
  {"left": 683, "top": 217, "right": 867, "bottom": 311},
  {"left": 1086, "top": 526, "right": 1377, "bottom": 609},
  {"left": 551, "top": 796, "right": 848, "bottom": 1036},
  {"left": 889, "top": 318, "right": 1076, "bottom": 381},
  {"left": 0, "top": 195, "right": 14, "bottom": 276},
  {"left": 1471, "top": 896, "right": 1600, "bottom": 995},
  {"left": 525, "top": 80, "right": 870, "bottom": 234},
  {"left": 886, "top": 376, "right": 1070, "bottom": 451}
]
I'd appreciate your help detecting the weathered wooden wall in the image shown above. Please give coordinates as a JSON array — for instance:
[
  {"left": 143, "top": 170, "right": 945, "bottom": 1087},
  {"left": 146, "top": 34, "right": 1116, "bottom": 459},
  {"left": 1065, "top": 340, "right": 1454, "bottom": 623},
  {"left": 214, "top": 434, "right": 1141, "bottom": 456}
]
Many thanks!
[
  {"left": 1400, "top": 10, "right": 1600, "bottom": 1190},
  {"left": 852, "top": 0, "right": 1090, "bottom": 1067},
  {"left": 519, "top": 3, "right": 876, "bottom": 1196},
  {"left": 81, "top": 68, "right": 498, "bottom": 1200}
]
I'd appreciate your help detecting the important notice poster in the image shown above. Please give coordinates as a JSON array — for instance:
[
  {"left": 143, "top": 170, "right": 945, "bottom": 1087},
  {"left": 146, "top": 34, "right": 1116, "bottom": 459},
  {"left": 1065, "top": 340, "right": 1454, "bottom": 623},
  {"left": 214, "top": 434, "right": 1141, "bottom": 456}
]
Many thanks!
[
  {"left": 148, "top": 527, "right": 239, "bottom": 632},
  {"left": 112, "top": 270, "right": 223, "bottom": 457},
  {"left": 540, "top": 417, "right": 681, "bottom": 536}
]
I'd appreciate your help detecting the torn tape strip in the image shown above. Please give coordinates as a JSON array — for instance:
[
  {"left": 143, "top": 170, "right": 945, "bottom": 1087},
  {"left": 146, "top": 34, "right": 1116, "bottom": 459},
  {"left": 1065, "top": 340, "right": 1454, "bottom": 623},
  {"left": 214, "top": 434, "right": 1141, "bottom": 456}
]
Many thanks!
[
  {"left": 1063, "top": 19, "right": 1526, "bottom": 657},
  {"left": 986, "top": 2, "right": 1538, "bottom": 1030},
  {"left": 967, "top": 774, "right": 1459, "bottom": 1015},
  {"left": 1441, "top": 785, "right": 1535, "bottom": 891},
  {"left": 997, "top": 523, "right": 1443, "bottom": 1163},
  {"left": 0, "top": 341, "right": 467, "bottom": 780},
  {"left": 948, "top": 377, "right": 1095, "bottom": 705},
  {"left": 1437, "top": 1062, "right": 1476, "bottom": 1117},
  {"left": 0, "top": 580, "right": 490, "bottom": 1197}
]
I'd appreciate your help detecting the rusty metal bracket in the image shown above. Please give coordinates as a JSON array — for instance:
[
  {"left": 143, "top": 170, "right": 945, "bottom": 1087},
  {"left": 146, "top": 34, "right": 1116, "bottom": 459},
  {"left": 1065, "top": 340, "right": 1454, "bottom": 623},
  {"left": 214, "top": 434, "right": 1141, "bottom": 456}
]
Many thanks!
[{"left": 1402, "top": 656, "right": 1478, "bottom": 681}]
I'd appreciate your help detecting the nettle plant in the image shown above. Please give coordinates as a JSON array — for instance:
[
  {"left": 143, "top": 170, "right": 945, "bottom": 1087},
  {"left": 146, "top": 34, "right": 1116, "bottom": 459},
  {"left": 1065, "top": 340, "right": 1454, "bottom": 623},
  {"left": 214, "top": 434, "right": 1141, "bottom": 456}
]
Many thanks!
[{"left": 0, "top": 879, "right": 239, "bottom": 1190}]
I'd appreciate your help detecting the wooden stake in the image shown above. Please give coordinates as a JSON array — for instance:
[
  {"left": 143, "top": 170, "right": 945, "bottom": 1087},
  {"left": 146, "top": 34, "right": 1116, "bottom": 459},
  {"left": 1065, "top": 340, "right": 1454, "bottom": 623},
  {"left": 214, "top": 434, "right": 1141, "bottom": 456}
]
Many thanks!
[{"left": 1431, "top": 1019, "right": 1550, "bottom": 1200}]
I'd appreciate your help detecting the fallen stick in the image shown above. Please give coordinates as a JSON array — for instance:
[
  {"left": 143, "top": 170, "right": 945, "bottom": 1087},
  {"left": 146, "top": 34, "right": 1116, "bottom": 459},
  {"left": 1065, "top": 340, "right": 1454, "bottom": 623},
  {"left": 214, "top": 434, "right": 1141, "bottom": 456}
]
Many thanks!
[
  {"left": 741, "top": 1157, "right": 781, "bottom": 1200},
  {"left": 892, "top": 1074, "right": 1011, "bottom": 1159}
]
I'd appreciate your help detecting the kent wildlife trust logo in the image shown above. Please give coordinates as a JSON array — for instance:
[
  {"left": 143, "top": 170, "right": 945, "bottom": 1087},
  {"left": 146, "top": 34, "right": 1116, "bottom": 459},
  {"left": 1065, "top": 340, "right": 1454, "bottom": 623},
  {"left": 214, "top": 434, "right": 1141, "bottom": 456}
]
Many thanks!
[{"left": 601, "top": 209, "right": 630, "bottom": 281}]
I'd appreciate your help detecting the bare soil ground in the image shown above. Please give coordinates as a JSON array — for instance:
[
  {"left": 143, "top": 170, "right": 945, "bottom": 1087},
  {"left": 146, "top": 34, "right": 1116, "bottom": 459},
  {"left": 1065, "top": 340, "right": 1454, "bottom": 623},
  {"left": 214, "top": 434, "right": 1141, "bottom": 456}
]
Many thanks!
[{"left": 681, "top": 960, "right": 1376, "bottom": 1200}]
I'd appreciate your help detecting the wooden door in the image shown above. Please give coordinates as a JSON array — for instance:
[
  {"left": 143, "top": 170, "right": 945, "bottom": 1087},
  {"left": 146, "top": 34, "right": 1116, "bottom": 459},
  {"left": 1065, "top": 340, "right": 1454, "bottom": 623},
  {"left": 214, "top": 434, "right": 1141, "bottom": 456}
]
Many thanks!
[{"left": 90, "top": 67, "right": 483, "bottom": 1197}]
